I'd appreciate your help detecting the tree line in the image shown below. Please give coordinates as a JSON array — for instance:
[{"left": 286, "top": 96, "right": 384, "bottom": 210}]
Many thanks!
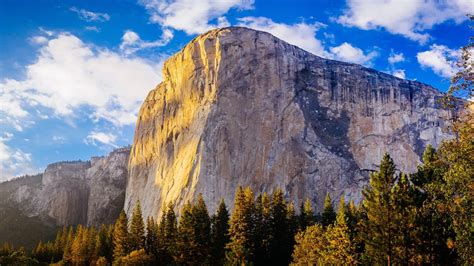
[{"left": 1, "top": 134, "right": 472, "bottom": 265}]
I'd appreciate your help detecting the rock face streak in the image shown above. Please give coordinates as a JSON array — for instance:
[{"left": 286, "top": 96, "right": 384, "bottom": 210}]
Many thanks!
[
  {"left": 126, "top": 27, "right": 453, "bottom": 219},
  {"left": 12, "top": 147, "right": 130, "bottom": 226}
]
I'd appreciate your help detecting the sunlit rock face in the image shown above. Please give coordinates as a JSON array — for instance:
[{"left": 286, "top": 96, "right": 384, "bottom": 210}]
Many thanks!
[
  {"left": 12, "top": 147, "right": 130, "bottom": 226},
  {"left": 126, "top": 27, "right": 453, "bottom": 219}
]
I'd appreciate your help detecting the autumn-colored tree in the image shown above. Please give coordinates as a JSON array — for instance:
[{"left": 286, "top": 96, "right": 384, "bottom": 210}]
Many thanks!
[
  {"left": 226, "top": 186, "right": 257, "bottom": 264},
  {"left": 291, "top": 224, "right": 326, "bottom": 265},
  {"left": 323, "top": 195, "right": 357, "bottom": 264}
]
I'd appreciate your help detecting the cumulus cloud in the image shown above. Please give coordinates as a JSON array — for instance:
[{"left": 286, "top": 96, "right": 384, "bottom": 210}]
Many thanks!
[
  {"left": 391, "top": 69, "right": 406, "bottom": 79},
  {"left": 329, "top": 42, "right": 378, "bottom": 66},
  {"left": 0, "top": 136, "right": 34, "bottom": 182},
  {"left": 70, "top": 7, "right": 110, "bottom": 22},
  {"left": 85, "top": 131, "right": 117, "bottom": 147},
  {"left": 139, "top": 0, "right": 253, "bottom": 35},
  {"left": 337, "top": 0, "right": 474, "bottom": 43},
  {"left": 388, "top": 51, "right": 405, "bottom": 64},
  {"left": 0, "top": 33, "right": 163, "bottom": 127},
  {"left": 237, "top": 17, "right": 328, "bottom": 57},
  {"left": 30, "top": 36, "right": 49, "bottom": 45},
  {"left": 120, "top": 29, "right": 173, "bottom": 54},
  {"left": 417, "top": 44, "right": 460, "bottom": 78}
]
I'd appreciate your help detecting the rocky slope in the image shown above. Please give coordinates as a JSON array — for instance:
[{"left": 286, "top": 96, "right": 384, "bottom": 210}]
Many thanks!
[
  {"left": 8, "top": 147, "right": 130, "bottom": 226},
  {"left": 125, "top": 27, "right": 454, "bottom": 219}
]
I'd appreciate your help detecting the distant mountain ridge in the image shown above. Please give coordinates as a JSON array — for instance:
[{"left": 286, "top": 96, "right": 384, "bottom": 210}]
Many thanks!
[{"left": 0, "top": 147, "right": 130, "bottom": 248}]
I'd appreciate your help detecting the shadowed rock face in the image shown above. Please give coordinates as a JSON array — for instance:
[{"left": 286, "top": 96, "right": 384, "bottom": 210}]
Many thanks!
[
  {"left": 11, "top": 147, "right": 130, "bottom": 226},
  {"left": 125, "top": 27, "right": 454, "bottom": 219}
]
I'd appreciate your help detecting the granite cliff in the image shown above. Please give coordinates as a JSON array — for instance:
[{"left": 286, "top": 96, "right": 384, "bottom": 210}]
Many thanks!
[
  {"left": 125, "top": 27, "right": 454, "bottom": 219},
  {"left": 7, "top": 147, "right": 130, "bottom": 226}
]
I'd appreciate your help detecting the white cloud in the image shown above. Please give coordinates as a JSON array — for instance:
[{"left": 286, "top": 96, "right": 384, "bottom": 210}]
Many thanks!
[
  {"left": 388, "top": 51, "right": 405, "bottom": 64},
  {"left": 337, "top": 0, "right": 474, "bottom": 43},
  {"left": 85, "top": 131, "right": 117, "bottom": 147},
  {"left": 329, "top": 42, "right": 378, "bottom": 65},
  {"left": 85, "top": 26, "right": 100, "bottom": 32},
  {"left": 139, "top": 0, "right": 254, "bottom": 35},
  {"left": 70, "top": 7, "right": 110, "bottom": 22},
  {"left": 0, "top": 33, "right": 163, "bottom": 127},
  {"left": 417, "top": 44, "right": 460, "bottom": 78},
  {"left": 237, "top": 17, "right": 328, "bottom": 57},
  {"left": 30, "top": 36, "right": 49, "bottom": 45},
  {"left": 120, "top": 29, "right": 173, "bottom": 54},
  {"left": 392, "top": 69, "right": 406, "bottom": 79},
  {"left": 0, "top": 138, "right": 34, "bottom": 182}
]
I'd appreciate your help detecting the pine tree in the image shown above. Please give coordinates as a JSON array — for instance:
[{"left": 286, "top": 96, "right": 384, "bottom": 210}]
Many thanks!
[
  {"left": 226, "top": 186, "right": 257, "bottom": 264},
  {"left": 268, "top": 189, "right": 291, "bottom": 265},
  {"left": 62, "top": 226, "right": 74, "bottom": 263},
  {"left": 299, "top": 198, "right": 315, "bottom": 230},
  {"left": 286, "top": 201, "right": 298, "bottom": 258},
  {"left": 391, "top": 173, "right": 420, "bottom": 264},
  {"left": 84, "top": 226, "right": 97, "bottom": 264},
  {"left": 157, "top": 202, "right": 177, "bottom": 264},
  {"left": 129, "top": 201, "right": 146, "bottom": 251},
  {"left": 176, "top": 202, "right": 195, "bottom": 263},
  {"left": 71, "top": 225, "right": 86, "bottom": 265},
  {"left": 192, "top": 194, "right": 212, "bottom": 262},
  {"left": 211, "top": 199, "right": 230, "bottom": 265},
  {"left": 145, "top": 217, "right": 159, "bottom": 260},
  {"left": 321, "top": 192, "right": 336, "bottom": 227},
  {"left": 113, "top": 210, "right": 129, "bottom": 261},
  {"left": 412, "top": 145, "right": 456, "bottom": 264},
  {"left": 323, "top": 195, "right": 357, "bottom": 264},
  {"left": 254, "top": 192, "right": 270, "bottom": 264},
  {"left": 94, "top": 225, "right": 109, "bottom": 263},
  {"left": 361, "top": 152, "right": 398, "bottom": 265}
]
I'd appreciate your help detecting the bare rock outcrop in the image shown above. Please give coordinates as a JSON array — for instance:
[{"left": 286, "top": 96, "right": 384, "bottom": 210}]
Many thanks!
[{"left": 125, "top": 27, "right": 454, "bottom": 219}]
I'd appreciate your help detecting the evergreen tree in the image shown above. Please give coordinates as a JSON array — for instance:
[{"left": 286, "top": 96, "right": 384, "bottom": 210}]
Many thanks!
[
  {"left": 71, "top": 225, "right": 86, "bottom": 265},
  {"left": 211, "top": 199, "right": 230, "bottom": 265},
  {"left": 361, "top": 153, "right": 398, "bottom": 265},
  {"left": 157, "top": 202, "right": 177, "bottom": 264},
  {"left": 94, "top": 224, "right": 111, "bottom": 263},
  {"left": 226, "top": 186, "right": 257, "bottom": 264},
  {"left": 299, "top": 198, "right": 315, "bottom": 230},
  {"left": 321, "top": 192, "right": 336, "bottom": 227},
  {"left": 129, "top": 201, "right": 146, "bottom": 251},
  {"left": 268, "top": 189, "right": 291, "bottom": 265},
  {"left": 412, "top": 145, "right": 456, "bottom": 264},
  {"left": 286, "top": 201, "right": 298, "bottom": 258},
  {"left": 176, "top": 202, "right": 195, "bottom": 263},
  {"left": 254, "top": 192, "right": 270, "bottom": 264},
  {"left": 145, "top": 217, "right": 159, "bottom": 260},
  {"left": 192, "top": 194, "right": 212, "bottom": 262},
  {"left": 113, "top": 210, "right": 129, "bottom": 261},
  {"left": 391, "top": 173, "right": 421, "bottom": 264},
  {"left": 62, "top": 226, "right": 74, "bottom": 263},
  {"left": 323, "top": 195, "right": 357, "bottom": 264}
]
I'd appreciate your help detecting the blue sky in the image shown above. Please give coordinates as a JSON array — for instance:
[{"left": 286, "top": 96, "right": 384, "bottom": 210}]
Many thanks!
[{"left": 0, "top": 0, "right": 472, "bottom": 180}]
